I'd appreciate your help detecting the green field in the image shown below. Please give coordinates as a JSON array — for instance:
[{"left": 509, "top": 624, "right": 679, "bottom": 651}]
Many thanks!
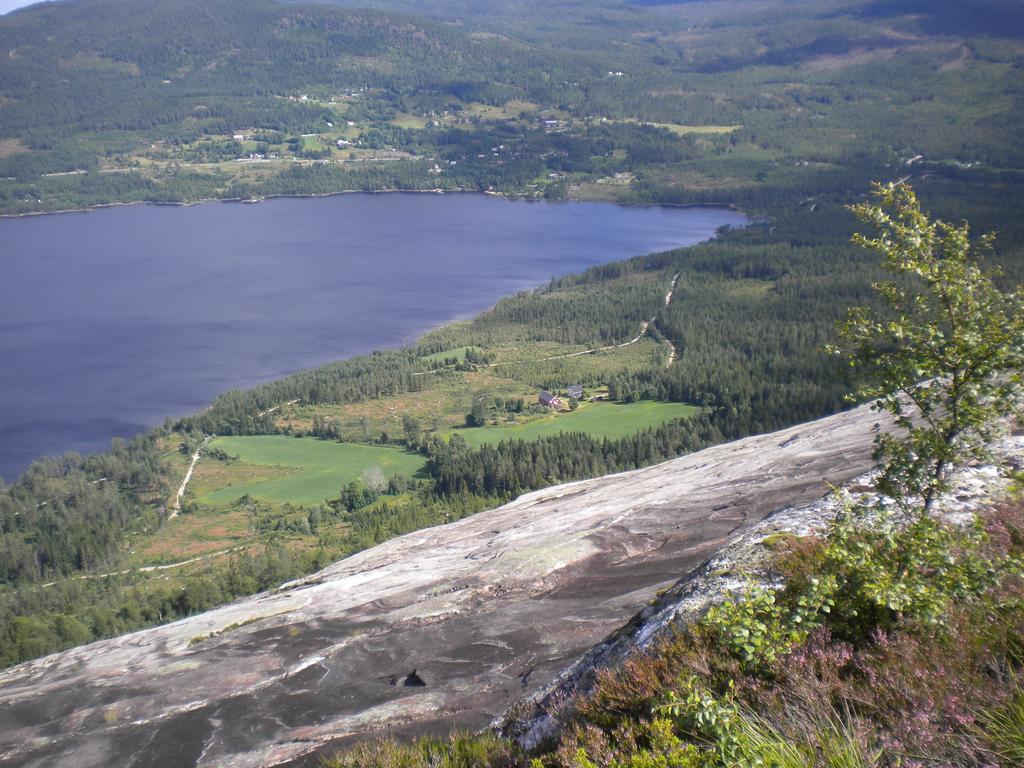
[
  {"left": 198, "top": 437, "right": 427, "bottom": 506},
  {"left": 449, "top": 400, "right": 699, "bottom": 448},
  {"left": 650, "top": 122, "right": 742, "bottom": 135},
  {"left": 421, "top": 346, "right": 470, "bottom": 363},
  {"left": 201, "top": 402, "right": 696, "bottom": 504}
]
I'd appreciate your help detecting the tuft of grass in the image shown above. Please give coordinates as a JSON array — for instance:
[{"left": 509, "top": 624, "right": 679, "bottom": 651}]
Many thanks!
[
  {"left": 323, "top": 733, "right": 521, "bottom": 768},
  {"left": 981, "top": 683, "right": 1024, "bottom": 765},
  {"left": 814, "top": 717, "right": 883, "bottom": 768},
  {"left": 732, "top": 714, "right": 814, "bottom": 768}
]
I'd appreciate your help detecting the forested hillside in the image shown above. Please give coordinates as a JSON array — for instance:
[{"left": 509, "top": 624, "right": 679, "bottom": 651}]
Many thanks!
[
  {"left": 0, "top": 0, "right": 1022, "bottom": 212},
  {"left": 1, "top": 0, "right": 1023, "bottom": 669}
]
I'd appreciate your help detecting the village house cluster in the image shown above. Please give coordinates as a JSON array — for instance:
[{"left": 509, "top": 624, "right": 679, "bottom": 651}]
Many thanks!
[{"left": 538, "top": 385, "right": 584, "bottom": 409}]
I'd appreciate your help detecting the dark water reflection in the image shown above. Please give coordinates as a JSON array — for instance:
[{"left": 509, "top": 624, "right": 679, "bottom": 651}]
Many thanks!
[{"left": 0, "top": 193, "right": 746, "bottom": 481}]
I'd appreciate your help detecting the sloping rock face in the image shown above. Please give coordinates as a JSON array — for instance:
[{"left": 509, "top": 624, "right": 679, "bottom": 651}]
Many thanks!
[
  {"left": 0, "top": 404, "right": 891, "bottom": 768},
  {"left": 501, "top": 434, "right": 1024, "bottom": 749}
]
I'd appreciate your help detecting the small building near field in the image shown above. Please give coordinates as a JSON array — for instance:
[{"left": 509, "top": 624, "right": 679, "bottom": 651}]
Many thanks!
[
  {"left": 539, "top": 391, "right": 563, "bottom": 409},
  {"left": 565, "top": 385, "right": 584, "bottom": 400}
]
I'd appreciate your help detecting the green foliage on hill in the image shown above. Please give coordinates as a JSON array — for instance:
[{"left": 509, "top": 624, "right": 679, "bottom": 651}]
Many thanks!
[
  {"left": 1, "top": 0, "right": 1023, "bottom": 212},
  {"left": 0, "top": 434, "right": 171, "bottom": 584}
]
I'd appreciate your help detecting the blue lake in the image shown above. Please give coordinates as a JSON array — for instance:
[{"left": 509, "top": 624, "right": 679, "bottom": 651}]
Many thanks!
[{"left": 0, "top": 193, "right": 746, "bottom": 481}]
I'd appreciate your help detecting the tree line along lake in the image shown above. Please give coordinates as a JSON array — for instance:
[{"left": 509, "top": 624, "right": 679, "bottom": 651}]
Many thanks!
[{"left": 0, "top": 193, "right": 747, "bottom": 482}]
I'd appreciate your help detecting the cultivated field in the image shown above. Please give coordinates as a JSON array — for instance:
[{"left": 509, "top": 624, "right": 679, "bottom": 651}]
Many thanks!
[
  {"left": 196, "top": 437, "right": 428, "bottom": 506},
  {"left": 449, "top": 400, "right": 699, "bottom": 448}
]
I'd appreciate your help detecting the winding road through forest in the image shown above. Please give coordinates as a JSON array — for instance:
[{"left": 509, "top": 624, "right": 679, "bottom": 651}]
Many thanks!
[
  {"left": 487, "top": 271, "right": 682, "bottom": 369},
  {"left": 170, "top": 436, "right": 211, "bottom": 519}
]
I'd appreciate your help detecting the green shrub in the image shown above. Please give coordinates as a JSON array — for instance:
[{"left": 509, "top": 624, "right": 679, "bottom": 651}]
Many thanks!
[
  {"left": 656, "top": 677, "right": 748, "bottom": 767},
  {"left": 821, "top": 496, "right": 1003, "bottom": 640},
  {"left": 563, "top": 718, "right": 704, "bottom": 768},
  {"left": 703, "top": 576, "right": 835, "bottom": 673}
]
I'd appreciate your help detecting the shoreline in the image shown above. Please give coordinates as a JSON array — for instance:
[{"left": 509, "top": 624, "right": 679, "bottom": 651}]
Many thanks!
[
  {"left": 0, "top": 185, "right": 745, "bottom": 219},
  {"left": 1, "top": 199, "right": 747, "bottom": 483}
]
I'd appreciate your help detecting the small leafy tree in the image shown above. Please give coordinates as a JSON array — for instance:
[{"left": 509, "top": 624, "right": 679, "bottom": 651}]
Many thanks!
[
  {"left": 831, "top": 181, "right": 1024, "bottom": 514},
  {"left": 467, "top": 397, "right": 489, "bottom": 427},
  {"left": 703, "top": 578, "right": 835, "bottom": 673},
  {"left": 401, "top": 414, "right": 421, "bottom": 445},
  {"left": 362, "top": 465, "right": 386, "bottom": 494},
  {"left": 821, "top": 493, "right": 999, "bottom": 636},
  {"left": 655, "top": 185, "right": 1024, "bottom": 760}
]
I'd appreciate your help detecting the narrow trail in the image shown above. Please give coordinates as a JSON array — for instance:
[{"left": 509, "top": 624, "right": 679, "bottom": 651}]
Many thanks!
[
  {"left": 413, "top": 271, "right": 684, "bottom": 378},
  {"left": 135, "top": 546, "right": 245, "bottom": 573},
  {"left": 665, "top": 272, "right": 680, "bottom": 306},
  {"left": 485, "top": 318, "right": 654, "bottom": 368},
  {"left": 171, "top": 436, "right": 211, "bottom": 519},
  {"left": 662, "top": 334, "right": 678, "bottom": 367},
  {"left": 258, "top": 399, "right": 299, "bottom": 417},
  {"left": 660, "top": 272, "right": 681, "bottom": 367},
  {"left": 40, "top": 546, "right": 248, "bottom": 588}
]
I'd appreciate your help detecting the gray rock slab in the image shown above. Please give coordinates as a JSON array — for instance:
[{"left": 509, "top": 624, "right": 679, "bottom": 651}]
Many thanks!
[
  {"left": 0, "top": 403, "right": 890, "bottom": 767},
  {"left": 501, "top": 434, "right": 1024, "bottom": 749}
]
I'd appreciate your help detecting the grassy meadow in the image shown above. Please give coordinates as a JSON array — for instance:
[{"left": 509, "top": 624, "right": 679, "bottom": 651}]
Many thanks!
[
  {"left": 195, "top": 436, "right": 428, "bottom": 506},
  {"left": 448, "top": 400, "right": 699, "bottom": 448}
]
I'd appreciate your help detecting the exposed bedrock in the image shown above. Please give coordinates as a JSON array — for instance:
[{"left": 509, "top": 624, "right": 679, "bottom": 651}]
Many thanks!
[
  {"left": 501, "top": 433, "right": 1023, "bottom": 749},
  {"left": 0, "top": 403, "right": 895, "bottom": 767}
]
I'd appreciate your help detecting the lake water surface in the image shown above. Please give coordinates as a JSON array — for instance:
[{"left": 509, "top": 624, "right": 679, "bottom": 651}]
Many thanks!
[{"left": 0, "top": 194, "right": 746, "bottom": 481}]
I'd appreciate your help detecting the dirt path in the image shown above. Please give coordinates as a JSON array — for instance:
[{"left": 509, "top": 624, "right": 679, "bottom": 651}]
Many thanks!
[
  {"left": 662, "top": 336, "right": 677, "bottom": 367},
  {"left": 664, "top": 272, "right": 680, "bottom": 306},
  {"left": 660, "top": 272, "right": 681, "bottom": 367},
  {"left": 170, "top": 436, "right": 211, "bottom": 519},
  {"left": 39, "top": 545, "right": 249, "bottom": 588},
  {"left": 258, "top": 398, "right": 299, "bottom": 417},
  {"left": 652, "top": 320, "right": 678, "bottom": 368},
  {"left": 478, "top": 317, "right": 653, "bottom": 369},
  {"left": 134, "top": 546, "right": 246, "bottom": 573}
]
